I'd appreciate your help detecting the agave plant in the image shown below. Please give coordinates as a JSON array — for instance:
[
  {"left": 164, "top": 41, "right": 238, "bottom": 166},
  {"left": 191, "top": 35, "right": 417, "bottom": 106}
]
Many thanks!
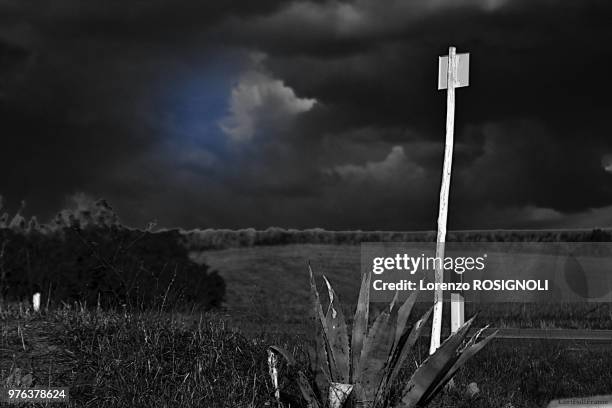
[{"left": 268, "top": 265, "right": 497, "bottom": 408}]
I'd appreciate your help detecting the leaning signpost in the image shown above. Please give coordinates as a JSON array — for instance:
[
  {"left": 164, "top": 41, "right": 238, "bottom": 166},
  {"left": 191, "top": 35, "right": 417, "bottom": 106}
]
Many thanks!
[{"left": 430, "top": 46, "right": 470, "bottom": 355}]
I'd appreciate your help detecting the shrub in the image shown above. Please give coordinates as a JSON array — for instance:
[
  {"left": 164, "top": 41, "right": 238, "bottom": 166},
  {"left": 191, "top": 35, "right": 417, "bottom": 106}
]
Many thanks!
[
  {"left": 0, "top": 196, "right": 224, "bottom": 310},
  {"left": 0, "top": 226, "right": 225, "bottom": 310}
]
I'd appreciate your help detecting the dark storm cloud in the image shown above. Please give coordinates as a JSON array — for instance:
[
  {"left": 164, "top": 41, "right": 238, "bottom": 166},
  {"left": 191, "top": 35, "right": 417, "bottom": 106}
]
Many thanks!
[
  {"left": 0, "top": 1, "right": 285, "bottom": 38},
  {"left": 448, "top": 119, "right": 612, "bottom": 227},
  {"left": 254, "top": 1, "right": 612, "bottom": 128},
  {"left": 232, "top": 0, "right": 612, "bottom": 228},
  {"left": 1, "top": 0, "right": 612, "bottom": 229}
]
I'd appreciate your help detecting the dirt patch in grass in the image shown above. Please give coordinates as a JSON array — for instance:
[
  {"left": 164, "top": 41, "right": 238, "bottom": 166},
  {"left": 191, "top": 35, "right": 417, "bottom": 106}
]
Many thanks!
[{"left": 1, "top": 311, "right": 77, "bottom": 389}]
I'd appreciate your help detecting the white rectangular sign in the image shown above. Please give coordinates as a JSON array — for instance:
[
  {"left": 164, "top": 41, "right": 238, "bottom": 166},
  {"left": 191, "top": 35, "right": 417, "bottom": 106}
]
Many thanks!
[{"left": 438, "top": 53, "right": 470, "bottom": 90}]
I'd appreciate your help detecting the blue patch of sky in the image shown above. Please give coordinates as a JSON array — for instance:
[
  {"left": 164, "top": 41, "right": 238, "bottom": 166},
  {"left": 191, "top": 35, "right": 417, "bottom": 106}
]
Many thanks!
[{"left": 157, "top": 50, "right": 247, "bottom": 162}]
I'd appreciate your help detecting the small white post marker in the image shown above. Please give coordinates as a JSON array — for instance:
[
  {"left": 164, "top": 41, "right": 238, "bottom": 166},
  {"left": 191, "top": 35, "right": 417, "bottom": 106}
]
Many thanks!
[
  {"left": 430, "top": 47, "right": 469, "bottom": 355},
  {"left": 32, "top": 292, "right": 41, "bottom": 312},
  {"left": 450, "top": 292, "right": 465, "bottom": 333}
]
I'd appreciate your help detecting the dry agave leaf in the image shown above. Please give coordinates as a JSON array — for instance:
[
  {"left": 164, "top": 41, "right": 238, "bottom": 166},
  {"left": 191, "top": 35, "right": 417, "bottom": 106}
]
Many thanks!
[{"left": 267, "top": 349, "right": 280, "bottom": 402}]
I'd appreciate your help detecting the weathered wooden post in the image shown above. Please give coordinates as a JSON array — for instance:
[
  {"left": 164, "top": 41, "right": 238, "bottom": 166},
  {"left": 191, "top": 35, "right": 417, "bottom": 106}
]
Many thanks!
[{"left": 430, "top": 46, "right": 470, "bottom": 355}]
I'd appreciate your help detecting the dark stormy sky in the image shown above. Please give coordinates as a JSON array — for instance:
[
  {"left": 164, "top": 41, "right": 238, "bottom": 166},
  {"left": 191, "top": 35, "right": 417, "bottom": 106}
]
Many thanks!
[{"left": 1, "top": 0, "right": 612, "bottom": 230}]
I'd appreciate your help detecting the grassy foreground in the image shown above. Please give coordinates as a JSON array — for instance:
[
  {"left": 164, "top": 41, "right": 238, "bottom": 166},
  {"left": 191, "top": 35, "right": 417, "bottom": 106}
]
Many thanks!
[
  {"left": 1, "top": 306, "right": 611, "bottom": 407},
  {"left": 1, "top": 306, "right": 282, "bottom": 407}
]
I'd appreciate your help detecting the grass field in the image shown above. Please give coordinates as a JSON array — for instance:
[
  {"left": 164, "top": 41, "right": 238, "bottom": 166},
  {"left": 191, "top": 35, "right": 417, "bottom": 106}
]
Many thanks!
[
  {"left": 195, "top": 244, "right": 612, "bottom": 331},
  {"left": 191, "top": 244, "right": 363, "bottom": 331},
  {"left": 1, "top": 306, "right": 611, "bottom": 407}
]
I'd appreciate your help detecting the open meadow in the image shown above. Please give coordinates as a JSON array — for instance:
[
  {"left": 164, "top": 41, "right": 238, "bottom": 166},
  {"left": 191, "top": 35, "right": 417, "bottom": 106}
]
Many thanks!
[{"left": 195, "top": 244, "right": 612, "bottom": 332}]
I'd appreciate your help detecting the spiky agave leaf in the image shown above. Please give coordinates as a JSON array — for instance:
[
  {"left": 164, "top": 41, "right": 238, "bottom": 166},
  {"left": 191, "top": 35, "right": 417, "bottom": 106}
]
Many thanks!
[
  {"left": 308, "top": 341, "right": 331, "bottom": 402},
  {"left": 376, "top": 306, "right": 432, "bottom": 405},
  {"left": 388, "top": 307, "right": 432, "bottom": 383},
  {"left": 355, "top": 303, "right": 398, "bottom": 405},
  {"left": 323, "top": 275, "right": 351, "bottom": 383},
  {"left": 297, "top": 371, "right": 322, "bottom": 408},
  {"left": 394, "top": 290, "right": 420, "bottom": 347},
  {"left": 420, "top": 327, "right": 498, "bottom": 406},
  {"left": 396, "top": 315, "right": 477, "bottom": 408},
  {"left": 351, "top": 269, "right": 371, "bottom": 383},
  {"left": 389, "top": 290, "right": 400, "bottom": 313},
  {"left": 308, "top": 264, "right": 336, "bottom": 398},
  {"left": 379, "top": 290, "right": 420, "bottom": 386},
  {"left": 371, "top": 291, "right": 418, "bottom": 404}
]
